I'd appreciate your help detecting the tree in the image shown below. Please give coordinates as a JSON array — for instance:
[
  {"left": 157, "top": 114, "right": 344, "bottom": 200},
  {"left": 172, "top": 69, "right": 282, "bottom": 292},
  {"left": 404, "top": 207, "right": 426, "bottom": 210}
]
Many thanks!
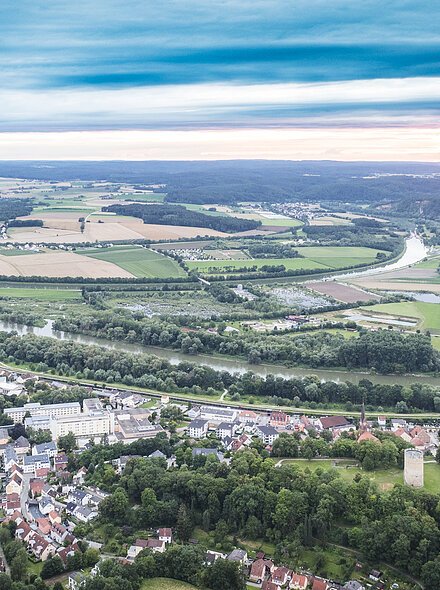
[
  {"left": 41, "top": 555, "right": 65, "bottom": 579},
  {"left": 10, "top": 547, "right": 28, "bottom": 581},
  {"left": 176, "top": 504, "right": 193, "bottom": 542},
  {"left": 202, "top": 557, "right": 246, "bottom": 590},
  {"left": 99, "top": 488, "right": 130, "bottom": 525},
  {"left": 421, "top": 558, "right": 440, "bottom": 588},
  {"left": 58, "top": 431, "right": 77, "bottom": 453}
]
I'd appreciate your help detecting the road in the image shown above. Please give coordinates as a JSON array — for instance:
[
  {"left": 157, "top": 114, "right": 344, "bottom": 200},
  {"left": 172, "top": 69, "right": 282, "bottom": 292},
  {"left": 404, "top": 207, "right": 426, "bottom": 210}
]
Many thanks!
[
  {"left": 20, "top": 473, "right": 32, "bottom": 521},
  {"left": 0, "top": 360, "right": 439, "bottom": 422}
]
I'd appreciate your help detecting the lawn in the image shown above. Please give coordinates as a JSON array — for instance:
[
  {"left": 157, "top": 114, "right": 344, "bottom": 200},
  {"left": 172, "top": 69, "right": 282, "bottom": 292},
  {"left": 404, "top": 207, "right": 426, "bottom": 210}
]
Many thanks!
[
  {"left": 279, "top": 458, "right": 440, "bottom": 493},
  {"left": 0, "top": 287, "right": 80, "bottom": 300},
  {"left": 81, "top": 246, "right": 187, "bottom": 278},
  {"left": 187, "top": 246, "right": 384, "bottom": 275},
  {"left": 363, "top": 301, "right": 440, "bottom": 332},
  {"left": 141, "top": 579, "right": 197, "bottom": 590}
]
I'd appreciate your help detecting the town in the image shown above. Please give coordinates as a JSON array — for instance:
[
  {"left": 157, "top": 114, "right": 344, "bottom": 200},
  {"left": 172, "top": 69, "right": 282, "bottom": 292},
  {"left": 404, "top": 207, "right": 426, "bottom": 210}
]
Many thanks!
[{"left": 0, "top": 367, "right": 438, "bottom": 589}]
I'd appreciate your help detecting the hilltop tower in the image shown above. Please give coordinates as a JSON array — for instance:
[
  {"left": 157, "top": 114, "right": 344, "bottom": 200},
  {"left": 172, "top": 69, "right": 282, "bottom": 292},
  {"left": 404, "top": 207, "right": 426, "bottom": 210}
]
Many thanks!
[{"left": 404, "top": 448, "right": 424, "bottom": 488}]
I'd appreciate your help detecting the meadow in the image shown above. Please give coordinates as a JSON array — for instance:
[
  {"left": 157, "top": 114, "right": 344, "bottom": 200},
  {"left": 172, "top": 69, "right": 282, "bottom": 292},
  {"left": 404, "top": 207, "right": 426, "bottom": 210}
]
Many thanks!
[
  {"left": 141, "top": 579, "right": 197, "bottom": 590},
  {"left": 278, "top": 458, "right": 440, "bottom": 493},
  {"left": 363, "top": 301, "right": 440, "bottom": 333},
  {"left": 0, "top": 287, "right": 80, "bottom": 300},
  {"left": 187, "top": 246, "right": 385, "bottom": 275},
  {"left": 81, "top": 245, "right": 186, "bottom": 278}
]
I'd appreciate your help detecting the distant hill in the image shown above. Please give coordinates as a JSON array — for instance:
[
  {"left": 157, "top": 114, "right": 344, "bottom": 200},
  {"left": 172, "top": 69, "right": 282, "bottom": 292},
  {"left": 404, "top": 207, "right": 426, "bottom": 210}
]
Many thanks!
[{"left": 1, "top": 160, "right": 440, "bottom": 219}]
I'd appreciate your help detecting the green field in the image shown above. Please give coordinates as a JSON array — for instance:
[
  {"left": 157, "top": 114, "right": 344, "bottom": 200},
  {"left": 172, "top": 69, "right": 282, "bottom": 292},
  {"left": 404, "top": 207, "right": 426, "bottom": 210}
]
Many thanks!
[
  {"left": 81, "top": 246, "right": 187, "bottom": 278},
  {"left": 187, "top": 246, "right": 385, "bottom": 275},
  {"left": 364, "top": 301, "right": 440, "bottom": 333},
  {"left": 0, "top": 287, "right": 80, "bottom": 300},
  {"left": 411, "top": 255, "right": 440, "bottom": 269},
  {"left": 295, "top": 246, "right": 387, "bottom": 269},
  {"left": 0, "top": 249, "right": 36, "bottom": 256},
  {"left": 141, "top": 579, "right": 197, "bottom": 590},
  {"left": 279, "top": 458, "right": 440, "bottom": 493},
  {"left": 187, "top": 257, "right": 328, "bottom": 273}
]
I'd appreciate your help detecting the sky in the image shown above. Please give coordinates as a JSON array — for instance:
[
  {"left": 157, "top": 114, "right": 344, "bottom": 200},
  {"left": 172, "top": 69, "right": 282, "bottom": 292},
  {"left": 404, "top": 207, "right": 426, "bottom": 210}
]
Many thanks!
[{"left": 0, "top": 0, "right": 439, "bottom": 161}]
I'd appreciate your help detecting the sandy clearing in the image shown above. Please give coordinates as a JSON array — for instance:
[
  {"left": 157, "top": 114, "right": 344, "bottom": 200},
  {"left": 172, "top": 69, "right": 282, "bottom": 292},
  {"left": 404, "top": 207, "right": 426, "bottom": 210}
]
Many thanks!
[
  {"left": 7, "top": 220, "right": 227, "bottom": 243},
  {"left": 306, "top": 281, "right": 381, "bottom": 303},
  {"left": 119, "top": 223, "right": 227, "bottom": 240},
  {"left": 0, "top": 251, "right": 134, "bottom": 278}
]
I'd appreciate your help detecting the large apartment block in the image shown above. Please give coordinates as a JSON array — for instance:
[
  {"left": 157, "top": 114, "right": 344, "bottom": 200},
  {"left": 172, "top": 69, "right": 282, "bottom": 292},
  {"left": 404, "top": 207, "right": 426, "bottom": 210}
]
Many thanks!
[{"left": 5, "top": 402, "right": 81, "bottom": 423}]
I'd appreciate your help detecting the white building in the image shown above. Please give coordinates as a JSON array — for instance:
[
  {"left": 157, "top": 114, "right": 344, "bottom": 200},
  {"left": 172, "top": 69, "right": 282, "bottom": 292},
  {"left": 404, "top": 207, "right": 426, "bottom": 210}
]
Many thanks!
[
  {"left": 23, "top": 454, "right": 51, "bottom": 474},
  {"left": 199, "top": 406, "right": 238, "bottom": 424},
  {"left": 188, "top": 419, "right": 209, "bottom": 439},
  {"left": 255, "top": 425, "right": 279, "bottom": 445},
  {"left": 5, "top": 401, "right": 81, "bottom": 423}
]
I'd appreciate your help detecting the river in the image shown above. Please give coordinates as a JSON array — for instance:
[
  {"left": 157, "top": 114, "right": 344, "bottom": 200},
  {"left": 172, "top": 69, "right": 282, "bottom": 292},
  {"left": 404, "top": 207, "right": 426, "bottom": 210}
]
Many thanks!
[
  {"left": 327, "top": 234, "right": 429, "bottom": 282},
  {"left": 0, "top": 319, "right": 438, "bottom": 387}
]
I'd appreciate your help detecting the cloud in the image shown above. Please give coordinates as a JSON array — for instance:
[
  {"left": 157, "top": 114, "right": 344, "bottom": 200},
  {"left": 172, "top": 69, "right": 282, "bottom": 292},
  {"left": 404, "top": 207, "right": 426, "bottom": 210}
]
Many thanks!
[
  {"left": 0, "top": 1, "right": 439, "bottom": 90},
  {"left": 0, "top": 78, "right": 439, "bottom": 131},
  {"left": 0, "top": 128, "right": 438, "bottom": 161}
]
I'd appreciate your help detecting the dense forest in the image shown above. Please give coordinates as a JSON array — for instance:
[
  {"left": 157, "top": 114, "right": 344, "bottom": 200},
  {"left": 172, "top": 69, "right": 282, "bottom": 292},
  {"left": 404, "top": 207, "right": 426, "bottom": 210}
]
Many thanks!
[
  {"left": 0, "top": 198, "right": 34, "bottom": 222},
  {"left": 1, "top": 161, "right": 440, "bottom": 218},
  {"left": 72, "top": 448, "right": 440, "bottom": 587},
  {"left": 103, "top": 203, "right": 260, "bottom": 232},
  {"left": 53, "top": 311, "right": 439, "bottom": 374},
  {"left": 0, "top": 331, "right": 439, "bottom": 412},
  {"left": 302, "top": 222, "right": 402, "bottom": 253}
]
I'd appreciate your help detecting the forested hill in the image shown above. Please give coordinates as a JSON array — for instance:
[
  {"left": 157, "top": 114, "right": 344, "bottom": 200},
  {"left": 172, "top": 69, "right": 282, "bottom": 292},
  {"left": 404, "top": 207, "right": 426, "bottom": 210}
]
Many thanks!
[
  {"left": 1, "top": 160, "right": 440, "bottom": 218},
  {"left": 103, "top": 203, "right": 260, "bottom": 233}
]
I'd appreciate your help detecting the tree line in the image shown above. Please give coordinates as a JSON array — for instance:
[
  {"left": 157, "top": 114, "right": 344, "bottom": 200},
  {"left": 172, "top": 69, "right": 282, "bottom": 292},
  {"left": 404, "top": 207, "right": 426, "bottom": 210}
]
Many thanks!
[
  {"left": 0, "top": 331, "right": 439, "bottom": 412},
  {"left": 53, "top": 310, "right": 439, "bottom": 374}
]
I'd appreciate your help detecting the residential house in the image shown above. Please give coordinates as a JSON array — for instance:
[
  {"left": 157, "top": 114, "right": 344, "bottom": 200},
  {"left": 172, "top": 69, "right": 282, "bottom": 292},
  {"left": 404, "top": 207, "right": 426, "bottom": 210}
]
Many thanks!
[
  {"left": 30, "top": 478, "right": 45, "bottom": 498},
  {"left": 227, "top": 549, "right": 248, "bottom": 564},
  {"left": 343, "top": 582, "right": 365, "bottom": 590},
  {"left": 49, "top": 511, "right": 62, "bottom": 525},
  {"left": 4, "top": 445, "right": 18, "bottom": 471},
  {"left": 39, "top": 497, "right": 55, "bottom": 515},
  {"left": 33, "top": 441, "right": 57, "bottom": 459},
  {"left": 272, "top": 566, "right": 291, "bottom": 586},
  {"left": 312, "top": 578, "right": 329, "bottom": 590},
  {"left": 36, "top": 518, "right": 51, "bottom": 536},
  {"left": 127, "top": 539, "right": 149, "bottom": 559},
  {"left": 51, "top": 522, "right": 68, "bottom": 545},
  {"left": 188, "top": 419, "right": 209, "bottom": 439},
  {"left": 145, "top": 538, "right": 166, "bottom": 553},
  {"left": 73, "top": 467, "right": 87, "bottom": 486},
  {"left": 27, "top": 532, "right": 55, "bottom": 561},
  {"left": 377, "top": 416, "right": 386, "bottom": 427},
  {"left": 249, "top": 558, "right": 274, "bottom": 583},
  {"left": 290, "top": 573, "right": 309, "bottom": 590},
  {"left": 23, "top": 454, "right": 51, "bottom": 474},
  {"left": 316, "top": 416, "right": 351, "bottom": 432},
  {"left": 15, "top": 521, "right": 33, "bottom": 543},
  {"left": 13, "top": 436, "right": 30, "bottom": 456},
  {"left": 68, "top": 572, "right": 87, "bottom": 590},
  {"left": 269, "top": 412, "right": 290, "bottom": 429},
  {"left": 262, "top": 581, "right": 279, "bottom": 590},
  {"left": 54, "top": 454, "right": 69, "bottom": 471},
  {"left": 216, "top": 422, "right": 239, "bottom": 440},
  {"left": 68, "top": 490, "right": 90, "bottom": 506},
  {"left": 192, "top": 448, "right": 225, "bottom": 462},
  {"left": 255, "top": 425, "right": 279, "bottom": 446},
  {"left": 158, "top": 528, "right": 173, "bottom": 544},
  {"left": 74, "top": 506, "right": 98, "bottom": 523},
  {"left": 238, "top": 410, "right": 258, "bottom": 424},
  {"left": 6, "top": 472, "right": 23, "bottom": 495}
]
